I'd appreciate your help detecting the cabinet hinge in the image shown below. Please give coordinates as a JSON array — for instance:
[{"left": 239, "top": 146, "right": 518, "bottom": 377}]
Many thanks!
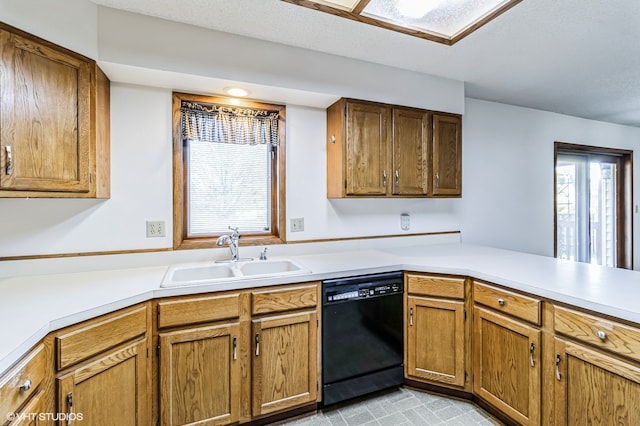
[
  {"left": 464, "top": 310, "right": 467, "bottom": 321},
  {"left": 344, "top": 180, "right": 347, "bottom": 190},
  {"left": 317, "top": 319, "right": 319, "bottom": 328},
  {"left": 146, "top": 348, "right": 149, "bottom": 358},
  {"left": 156, "top": 344, "right": 160, "bottom": 357},
  {"left": 465, "top": 371, "right": 468, "bottom": 382}
]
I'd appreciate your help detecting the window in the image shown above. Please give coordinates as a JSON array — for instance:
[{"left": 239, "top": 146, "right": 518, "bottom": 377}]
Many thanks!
[
  {"left": 172, "top": 93, "right": 286, "bottom": 249},
  {"left": 554, "top": 142, "right": 632, "bottom": 269}
]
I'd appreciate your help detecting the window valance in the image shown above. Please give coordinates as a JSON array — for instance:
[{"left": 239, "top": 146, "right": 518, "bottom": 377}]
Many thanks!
[{"left": 181, "top": 101, "right": 279, "bottom": 145}]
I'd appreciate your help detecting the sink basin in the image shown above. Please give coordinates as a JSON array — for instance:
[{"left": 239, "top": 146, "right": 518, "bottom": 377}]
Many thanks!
[
  {"left": 240, "top": 259, "right": 304, "bottom": 276},
  {"left": 170, "top": 264, "right": 237, "bottom": 283},
  {"left": 161, "top": 258, "right": 311, "bottom": 287}
]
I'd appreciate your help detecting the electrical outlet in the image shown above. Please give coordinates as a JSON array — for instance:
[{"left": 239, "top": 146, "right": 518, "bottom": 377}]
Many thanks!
[
  {"left": 291, "top": 217, "right": 304, "bottom": 232},
  {"left": 146, "top": 221, "right": 166, "bottom": 237}
]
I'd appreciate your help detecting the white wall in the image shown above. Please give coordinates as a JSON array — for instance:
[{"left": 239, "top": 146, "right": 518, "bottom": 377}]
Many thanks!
[
  {"left": 459, "top": 98, "right": 640, "bottom": 268},
  {"left": 0, "top": 85, "right": 174, "bottom": 256},
  {"left": 0, "top": 0, "right": 98, "bottom": 58}
]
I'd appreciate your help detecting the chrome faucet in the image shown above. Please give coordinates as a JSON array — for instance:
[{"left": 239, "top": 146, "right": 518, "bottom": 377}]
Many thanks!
[{"left": 216, "top": 226, "right": 240, "bottom": 261}]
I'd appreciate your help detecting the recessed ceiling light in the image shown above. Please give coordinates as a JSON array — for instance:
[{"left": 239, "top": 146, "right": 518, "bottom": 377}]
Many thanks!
[
  {"left": 281, "top": 0, "right": 522, "bottom": 45},
  {"left": 224, "top": 87, "right": 249, "bottom": 97}
]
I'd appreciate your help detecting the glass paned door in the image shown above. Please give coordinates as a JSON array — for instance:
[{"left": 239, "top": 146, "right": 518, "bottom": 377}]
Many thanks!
[{"left": 556, "top": 154, "right": 617, "bottom": 266}]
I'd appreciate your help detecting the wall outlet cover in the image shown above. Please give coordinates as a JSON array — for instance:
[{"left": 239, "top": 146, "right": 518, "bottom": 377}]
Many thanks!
[{"left": 146, "top": 221, "right": 166, "bottom": 237}]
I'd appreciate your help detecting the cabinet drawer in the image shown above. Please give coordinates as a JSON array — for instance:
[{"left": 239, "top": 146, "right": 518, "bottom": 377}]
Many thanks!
[
  {"left": 0, "top": 344, "right": 46, "bottom": 417},
  {"left": 157, "top": 293, "right": 242, "bottom": 329},
  {"left": 554, "top": 305, "right": 640, "bottom": 362},
  {"left": 56, "top": 304, "right": 147, "bottom": 370},
  {"left": 407, "top": 274, "right": 464, "bottom": 299},
  {"left": 473, "top": 282, "right": 541, "bottom": 325},
  {"left": 252, "top": 284, "right": 318, "bottom": 315}
]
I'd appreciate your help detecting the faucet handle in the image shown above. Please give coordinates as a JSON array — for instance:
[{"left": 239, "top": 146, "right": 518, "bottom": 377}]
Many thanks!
[{"left": 228, "top": 226, "right": 240, "bottom": 237}]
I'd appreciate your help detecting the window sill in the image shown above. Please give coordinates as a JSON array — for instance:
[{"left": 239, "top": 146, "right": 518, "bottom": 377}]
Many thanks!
[{"left": 175, "top": 235, "right": 285, "bottom": 251}]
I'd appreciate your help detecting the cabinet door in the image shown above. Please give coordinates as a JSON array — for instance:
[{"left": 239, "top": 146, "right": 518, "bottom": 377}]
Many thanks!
[
  {"left": 392, "top": 108, "right": 429, "bottom": 195},
  {"left": 432, "top": 113, "right": 461, "bottom": 196},
  {"left": 554, "top": 338, "right": 640, "bottom": 425},
  {"left": 473, "top": 306, "right": 541, "bottom": 425},
  {"left": 57, "top": 339, "right": 149, "bottom": 426},
  {"left": 159, "top": 323, "right": 241, "bottom": 426},
  {"left": 7, "top": 389, "right": 50, "bottom": 426},
  {"left": 252, "top": 310, "right": 318, "bottom": 417},
  {"left": 345, "top": 101, "right": 391, "bottom": 195},
  {"left": 406, "top": 296, "right": 465, "bottom": 387},
  {"left": 0, "top": 28, "right": 91, "bottom": 193}
]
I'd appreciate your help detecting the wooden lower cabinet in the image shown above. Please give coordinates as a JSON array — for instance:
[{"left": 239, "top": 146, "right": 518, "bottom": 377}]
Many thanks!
[
  {"left": 7, "top": 389, "right": 49, "bottom": 425},
  {"left": 473, "top": 306, "right": 541, "bottom": 425},
  {"left": 252, "top": 310, "right": 318, "bottom": 417},
  {"left": 406, "top": 295, "right": 466, "bottom": 387},
  {"left": 159, "top": 322, "right": 242, "bottom": 426},
  {"left": 56, "top": 338, "right": 149, "bottom": 425},
  {"left": 554, "top": 338, "right": 640, "bottom": 425}
]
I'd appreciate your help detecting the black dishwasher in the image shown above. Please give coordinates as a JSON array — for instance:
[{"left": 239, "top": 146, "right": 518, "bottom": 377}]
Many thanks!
[{"left": 322, "top": 271, "right": 404, "bottom": 406}]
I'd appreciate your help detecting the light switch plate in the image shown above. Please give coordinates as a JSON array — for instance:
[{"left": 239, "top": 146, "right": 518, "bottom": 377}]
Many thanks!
[
  {"left": 400, "top": 213, "right": 410, "bottom": 231},
  {"left": 291, "top": 218, "right": 304, "bottom": 232}
]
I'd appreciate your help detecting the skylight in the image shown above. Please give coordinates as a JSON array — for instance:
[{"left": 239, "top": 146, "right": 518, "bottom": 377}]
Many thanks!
[{"left": 281, "top": 0, "right": 522, "bottom": 45}]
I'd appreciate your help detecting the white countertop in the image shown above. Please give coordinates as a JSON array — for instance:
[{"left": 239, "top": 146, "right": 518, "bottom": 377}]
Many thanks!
[{"left": 2, "top": 242, "right": 640, "bottom": 376}]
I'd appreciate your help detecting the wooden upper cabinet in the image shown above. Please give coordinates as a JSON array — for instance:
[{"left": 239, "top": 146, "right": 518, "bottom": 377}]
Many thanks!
[
  {"left": 432, "top": 113, "right": 462, "bottom": 196},
  {"left": 392, "top": 108, "right": 429, "bottom": 195},
  {"left": 0, "top": 23, "right": 110, "bottom": 198},
  {"left": 327, "top": 98, "right": 460, "bottom": 198},
  {"left": 342, "top": 99, "right": 391, "bottom": 196}
]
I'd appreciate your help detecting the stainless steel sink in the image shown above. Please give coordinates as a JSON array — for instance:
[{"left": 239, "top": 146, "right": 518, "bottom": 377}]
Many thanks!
[{"left": 161, "top": 258, "right": 310, "bottom": 287}]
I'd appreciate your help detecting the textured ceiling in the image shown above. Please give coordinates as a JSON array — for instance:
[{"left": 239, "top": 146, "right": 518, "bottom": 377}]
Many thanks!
[{"left": 92, "top": 0, "right": 640, "bottom": 127}]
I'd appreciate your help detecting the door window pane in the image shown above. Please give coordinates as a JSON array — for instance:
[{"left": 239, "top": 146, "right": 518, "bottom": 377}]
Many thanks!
[{"left": 556, "top": 154, "right": 616, "bottom": 266}]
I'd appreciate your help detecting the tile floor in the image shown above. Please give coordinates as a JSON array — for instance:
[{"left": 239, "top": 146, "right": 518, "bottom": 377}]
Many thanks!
[{"left": 270, "top": 387, "right": 503, "bottom": 426}]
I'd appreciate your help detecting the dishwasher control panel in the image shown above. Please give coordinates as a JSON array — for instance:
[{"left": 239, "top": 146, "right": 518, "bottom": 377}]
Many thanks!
[{"left": 323, "top": 272, "right": 403, "bottom": 304}]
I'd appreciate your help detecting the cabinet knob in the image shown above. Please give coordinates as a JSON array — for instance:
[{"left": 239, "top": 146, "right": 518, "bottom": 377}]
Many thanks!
[
  {"left": 555, "top": 354, "right": 562, "bottom": 380},
  {"left": 330, "top": 135, "right": 336, "bottom": 144},
  {"left": 19, "top": 379, "right": 32, "bottom": 391},
  {"left": 382, "top": 170, "right": 387, "bottom": 187},
  {"left": 497, "top": 298, "right": 505, "bottom": 306},
  {"left": 395, "top": 170, "right": 399, "bottom": 187},
  {"left": 597, "top": 330, "right": 607, "bottom": 341}
]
